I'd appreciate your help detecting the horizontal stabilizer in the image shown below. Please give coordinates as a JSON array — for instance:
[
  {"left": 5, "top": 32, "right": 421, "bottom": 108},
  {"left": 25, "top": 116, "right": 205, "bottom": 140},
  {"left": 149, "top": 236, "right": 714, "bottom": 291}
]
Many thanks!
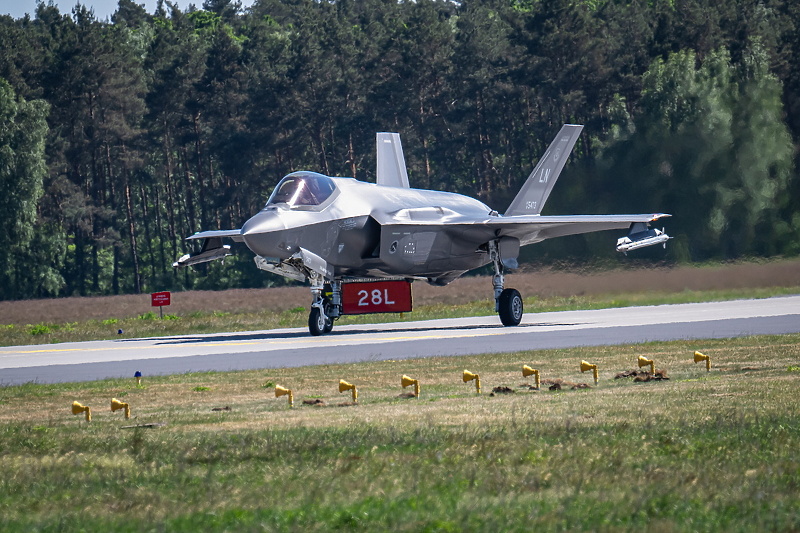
[
  {"left": 376, "top": 132, "right": 410, "bottom": 188},
  {"left": 505, "top": 124, "right": 583, "bottom": 216}
]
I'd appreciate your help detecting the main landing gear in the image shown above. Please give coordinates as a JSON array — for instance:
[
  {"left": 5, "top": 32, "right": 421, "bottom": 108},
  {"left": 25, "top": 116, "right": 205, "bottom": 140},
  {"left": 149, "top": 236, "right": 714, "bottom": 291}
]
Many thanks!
[
  {"left": 308, "top": 275, "right": 340, "bottom": 336},
  {"left": 490, "top": 241, "right": 523, "bottom": 327}
]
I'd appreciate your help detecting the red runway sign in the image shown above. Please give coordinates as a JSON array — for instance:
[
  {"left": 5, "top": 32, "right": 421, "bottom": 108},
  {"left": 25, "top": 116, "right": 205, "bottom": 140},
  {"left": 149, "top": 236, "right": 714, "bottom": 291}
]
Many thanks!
[
  {"left": 341, "top": 281, "right": 412, "bottom": 315},
  {"left": 151, "top": 291, "right": 171, "bottom": 307}
]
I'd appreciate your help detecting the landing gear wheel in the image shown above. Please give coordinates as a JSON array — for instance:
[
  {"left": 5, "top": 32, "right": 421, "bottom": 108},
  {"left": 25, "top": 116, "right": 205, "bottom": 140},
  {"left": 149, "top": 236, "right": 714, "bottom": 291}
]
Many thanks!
[
  {"left": 322, "top": 297, "right": 334, "bottom": 333},
  {"left": 498, "top": 288, "right": 523, "bottom": 326},
  {"left": 308, "top": 307, "right": 328, "bottom": 336}
]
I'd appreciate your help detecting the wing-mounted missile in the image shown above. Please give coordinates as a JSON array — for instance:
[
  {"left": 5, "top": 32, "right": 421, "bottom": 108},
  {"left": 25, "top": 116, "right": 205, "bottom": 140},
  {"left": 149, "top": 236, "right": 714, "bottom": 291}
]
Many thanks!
[
  {"left": 173, "top": 236, "right": 233, "bottom": 268},
  {"left": 615, "top": 222, "right": 671, "bottom": 254}
]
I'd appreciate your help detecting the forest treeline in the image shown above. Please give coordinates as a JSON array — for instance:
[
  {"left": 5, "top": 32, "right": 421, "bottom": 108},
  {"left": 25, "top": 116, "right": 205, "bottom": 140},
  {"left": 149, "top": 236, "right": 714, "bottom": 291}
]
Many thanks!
[{"left": 0, "top": 0, "right": 798, "bottom": 300}]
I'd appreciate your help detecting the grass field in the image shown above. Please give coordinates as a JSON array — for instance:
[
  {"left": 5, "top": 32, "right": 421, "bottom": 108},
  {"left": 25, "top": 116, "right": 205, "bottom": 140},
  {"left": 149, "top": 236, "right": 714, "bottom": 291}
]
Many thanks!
[
  {"left": 0, "top": 258, "right": 798, "bottom": 347},
  {"left": 4, "top": 259, "right": 800, "bottom": 324},
  {"left": 1, "top": 334, "right": 799, "bottom": 531},
  {"left": 1, "top": 259, "right": 799, "bottom": 531}
]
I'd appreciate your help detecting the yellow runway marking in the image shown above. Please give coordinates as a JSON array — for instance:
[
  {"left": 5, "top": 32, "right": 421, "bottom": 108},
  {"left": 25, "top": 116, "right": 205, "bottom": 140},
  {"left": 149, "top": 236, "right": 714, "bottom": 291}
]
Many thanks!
[
  {"left": 0, "top": 329, "right": 513, "bottom": 357},
  {"left": 0, "top": 341, "right": 262, "bottom": 356}
]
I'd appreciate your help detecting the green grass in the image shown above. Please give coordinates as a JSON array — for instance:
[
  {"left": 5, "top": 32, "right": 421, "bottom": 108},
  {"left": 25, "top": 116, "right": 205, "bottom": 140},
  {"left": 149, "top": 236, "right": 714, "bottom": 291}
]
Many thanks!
[
  {"left": 1, "top": 334, "right": 798, "bottom": 531},
  {"left": 1, "top": 285, "right": 798, "bottom": 347}
]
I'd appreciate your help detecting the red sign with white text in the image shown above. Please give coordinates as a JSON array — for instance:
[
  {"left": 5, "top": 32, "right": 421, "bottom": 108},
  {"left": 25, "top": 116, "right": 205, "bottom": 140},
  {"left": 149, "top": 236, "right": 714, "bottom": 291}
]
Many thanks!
[
  {"left": 341, "top": 281, "right": 412, "bottom": 315},
  {"left": 151, "top": 291, "right": 171, "bottom": 307}
]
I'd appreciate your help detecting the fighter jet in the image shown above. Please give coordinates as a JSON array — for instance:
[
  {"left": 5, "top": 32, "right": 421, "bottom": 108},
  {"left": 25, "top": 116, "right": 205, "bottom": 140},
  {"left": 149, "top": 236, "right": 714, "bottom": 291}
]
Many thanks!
[{"left": 175, "top": 125, "right": 671, "bottom": 335}]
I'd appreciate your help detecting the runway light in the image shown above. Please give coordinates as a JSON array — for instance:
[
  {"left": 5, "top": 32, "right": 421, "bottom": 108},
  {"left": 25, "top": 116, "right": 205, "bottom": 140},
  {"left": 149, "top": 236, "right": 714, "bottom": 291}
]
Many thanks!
[
  {"left": 638, "top": 356, "right": 655, "bottom": 375},
  {"left": 580, "top": 360, "right": 599, "bottom": 385},
  {"left": 522, "top": 365, "right": 540, "bottom": 389},
  {"left": 401, "top": 375, "right": 420, "bottom": 398},
  {"left": 275, "top": 385, "right": 294, "bottom": 407},
  {"left": 71, "top": 401, "right": 91, "bottom": 422},
  {"left": 134, "top": 371, "right": 142, "bottom": 386},
  {"left": 338, "top": 380, "right": 358, "bottom": 403},
  {"left": 693, "top": 351, "right": 711, "bottom": 371},
  {"left": 111, "top": 398, "right": 131, "bottom": 419},
  {"left": 462, "top": 370, "right": 481, "bottom": 394}
]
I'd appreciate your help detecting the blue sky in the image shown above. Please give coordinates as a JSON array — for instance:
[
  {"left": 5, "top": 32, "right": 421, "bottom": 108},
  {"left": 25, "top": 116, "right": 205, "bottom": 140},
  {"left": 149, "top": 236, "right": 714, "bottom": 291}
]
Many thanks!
[{"left": 1, "top": 0, "right": 255, "bottom": 21}]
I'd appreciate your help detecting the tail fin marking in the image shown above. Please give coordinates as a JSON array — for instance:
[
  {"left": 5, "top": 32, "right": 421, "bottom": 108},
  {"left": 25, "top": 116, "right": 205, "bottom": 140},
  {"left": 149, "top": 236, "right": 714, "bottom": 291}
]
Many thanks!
[{"left": 505, "top": 124, "right": 583, "bottom": 216}]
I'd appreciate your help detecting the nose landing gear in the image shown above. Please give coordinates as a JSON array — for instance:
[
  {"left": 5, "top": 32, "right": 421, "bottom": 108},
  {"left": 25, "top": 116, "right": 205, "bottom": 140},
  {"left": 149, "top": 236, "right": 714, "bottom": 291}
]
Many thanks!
[
  {"left": 308, "top": 306, "right": 333, "bottom": 336},
  {"left": 308, "top": 277, "right": 340, "bottom": 336}
]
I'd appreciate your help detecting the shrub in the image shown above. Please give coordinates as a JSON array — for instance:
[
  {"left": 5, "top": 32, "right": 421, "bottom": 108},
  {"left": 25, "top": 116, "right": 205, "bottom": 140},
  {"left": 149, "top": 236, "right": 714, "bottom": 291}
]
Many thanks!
[{"left": 29, "top": 324, "right": 51, "bottom": 335}]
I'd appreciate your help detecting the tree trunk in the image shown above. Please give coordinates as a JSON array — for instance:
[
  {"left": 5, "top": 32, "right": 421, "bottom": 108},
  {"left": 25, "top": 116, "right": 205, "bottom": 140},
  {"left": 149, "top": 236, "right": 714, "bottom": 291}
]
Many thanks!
[
  {"left": 193, "top": 112, "right": 207, "bottom": 229},
  {"left": 122, "top": 144, "right": 142, "bottom": 294}
]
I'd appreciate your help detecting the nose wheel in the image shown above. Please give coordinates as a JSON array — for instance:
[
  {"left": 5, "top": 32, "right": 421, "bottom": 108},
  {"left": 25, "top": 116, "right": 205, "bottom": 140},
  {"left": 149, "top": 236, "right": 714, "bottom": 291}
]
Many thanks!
[
  {"left": 308, "top": 278, "right": 340, "bottom": 336},
  {"left": 308, "top": 306, "right": 333, "bottom": 336}
]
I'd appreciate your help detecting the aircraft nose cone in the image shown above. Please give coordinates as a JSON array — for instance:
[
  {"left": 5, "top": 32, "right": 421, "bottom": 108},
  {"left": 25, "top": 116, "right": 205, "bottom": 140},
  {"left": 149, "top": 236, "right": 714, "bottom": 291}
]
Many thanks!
[
  {"left": 241, "top": 211, "right": 289, "bottom": 258},
  {"left": 242, "top": 210, "right": 285, "bottom": 235}
]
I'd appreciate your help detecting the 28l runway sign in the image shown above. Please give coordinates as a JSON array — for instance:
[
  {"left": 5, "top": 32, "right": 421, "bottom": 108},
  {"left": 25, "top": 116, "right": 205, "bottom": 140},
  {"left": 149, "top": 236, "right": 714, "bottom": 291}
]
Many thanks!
[{"left": 341, "top": 281, "right": 412, "bottom": 314}]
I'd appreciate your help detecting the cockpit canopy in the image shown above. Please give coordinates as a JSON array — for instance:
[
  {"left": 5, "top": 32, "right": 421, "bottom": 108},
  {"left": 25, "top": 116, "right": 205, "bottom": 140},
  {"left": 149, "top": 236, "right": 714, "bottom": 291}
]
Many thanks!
[{"left": 266, "top": 172, "right": 337, "bottom": 208}]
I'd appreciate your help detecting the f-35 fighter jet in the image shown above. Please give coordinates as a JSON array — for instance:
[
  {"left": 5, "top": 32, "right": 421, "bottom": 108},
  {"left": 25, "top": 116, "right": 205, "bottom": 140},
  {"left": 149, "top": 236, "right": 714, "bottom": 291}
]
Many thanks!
[{"left": 175, "top": 125, "right": 671, "bottom": 335}]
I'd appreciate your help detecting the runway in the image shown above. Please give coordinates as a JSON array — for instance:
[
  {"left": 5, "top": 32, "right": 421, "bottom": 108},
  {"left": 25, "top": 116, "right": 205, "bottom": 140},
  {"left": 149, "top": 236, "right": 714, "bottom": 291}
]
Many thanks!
[{"left": 1, "top": 296, "right": 798, "bottom": 386}]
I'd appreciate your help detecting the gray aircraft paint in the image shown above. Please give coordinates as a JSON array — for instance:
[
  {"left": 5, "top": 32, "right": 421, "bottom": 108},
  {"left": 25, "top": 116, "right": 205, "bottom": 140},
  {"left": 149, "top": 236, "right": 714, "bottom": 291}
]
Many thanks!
[
  {"left": 505, "top": 124, "right": 584, "bottom": 216},
  {"left": 175, "top": 125, "right": 670, "bottom": 333},
  {"left": 376, "top": 132, "right": 410, "bottom": 189}
]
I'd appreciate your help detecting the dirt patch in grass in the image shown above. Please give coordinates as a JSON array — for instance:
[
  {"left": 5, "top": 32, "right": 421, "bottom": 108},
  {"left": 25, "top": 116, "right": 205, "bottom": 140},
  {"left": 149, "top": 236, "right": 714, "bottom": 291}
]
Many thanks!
[
  {"left": 615, "top": 368, "right": 670, "bottom": 381},
  {"left": 1, "top": 259, "right": 798, "bottom": 325}
]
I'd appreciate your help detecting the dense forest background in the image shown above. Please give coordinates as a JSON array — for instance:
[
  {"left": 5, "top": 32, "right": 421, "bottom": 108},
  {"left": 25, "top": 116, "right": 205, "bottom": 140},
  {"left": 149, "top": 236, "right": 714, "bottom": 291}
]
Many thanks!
[{"left": 0, "top": 0, "right": 798, "bottom": 299}]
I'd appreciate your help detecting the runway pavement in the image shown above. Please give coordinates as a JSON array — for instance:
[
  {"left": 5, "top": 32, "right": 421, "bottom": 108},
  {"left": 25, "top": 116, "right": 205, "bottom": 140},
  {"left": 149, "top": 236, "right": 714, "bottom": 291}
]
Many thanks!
[{"left": 1, "top": 295, "right": 798, "bottom": 386}]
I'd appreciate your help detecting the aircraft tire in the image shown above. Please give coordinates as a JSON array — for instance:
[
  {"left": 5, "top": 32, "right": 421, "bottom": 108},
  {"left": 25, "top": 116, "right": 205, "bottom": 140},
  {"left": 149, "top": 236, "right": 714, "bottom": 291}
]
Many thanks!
[
  {"left": 308, "top": 307, "right": 327, "bottom": 336},
  {"left": 322, "top": 298, "right": 334, "bottom": 333},
  {"left": 498, "top": 288, "right": 523, "bottom": 326}
]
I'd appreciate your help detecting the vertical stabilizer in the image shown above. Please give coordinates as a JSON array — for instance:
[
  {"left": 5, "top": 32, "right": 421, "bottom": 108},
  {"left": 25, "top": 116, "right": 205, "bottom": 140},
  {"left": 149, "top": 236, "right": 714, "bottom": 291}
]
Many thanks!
[
  {"left": 505, "top": 124, "right": 583, "bottom": 216},
  {"left": 376, "top": 132, "right": 410, "bottom": 188}
]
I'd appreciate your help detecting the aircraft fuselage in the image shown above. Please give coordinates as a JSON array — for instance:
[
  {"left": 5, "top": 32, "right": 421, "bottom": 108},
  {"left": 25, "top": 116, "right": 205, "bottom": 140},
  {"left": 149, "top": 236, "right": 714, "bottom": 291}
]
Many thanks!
[{"left": 240, "top": 172, "right": 495, "bottom": 283}]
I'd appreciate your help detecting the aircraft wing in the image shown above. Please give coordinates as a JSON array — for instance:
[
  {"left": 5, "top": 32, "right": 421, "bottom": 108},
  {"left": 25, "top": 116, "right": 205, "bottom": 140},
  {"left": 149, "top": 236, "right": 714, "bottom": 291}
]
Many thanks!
[
  {"left": 374, "top": 212, "right": 670, "bottom": 246},
  {"left": 484, "top": 213, "right": 671, "bottom": 245}
]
